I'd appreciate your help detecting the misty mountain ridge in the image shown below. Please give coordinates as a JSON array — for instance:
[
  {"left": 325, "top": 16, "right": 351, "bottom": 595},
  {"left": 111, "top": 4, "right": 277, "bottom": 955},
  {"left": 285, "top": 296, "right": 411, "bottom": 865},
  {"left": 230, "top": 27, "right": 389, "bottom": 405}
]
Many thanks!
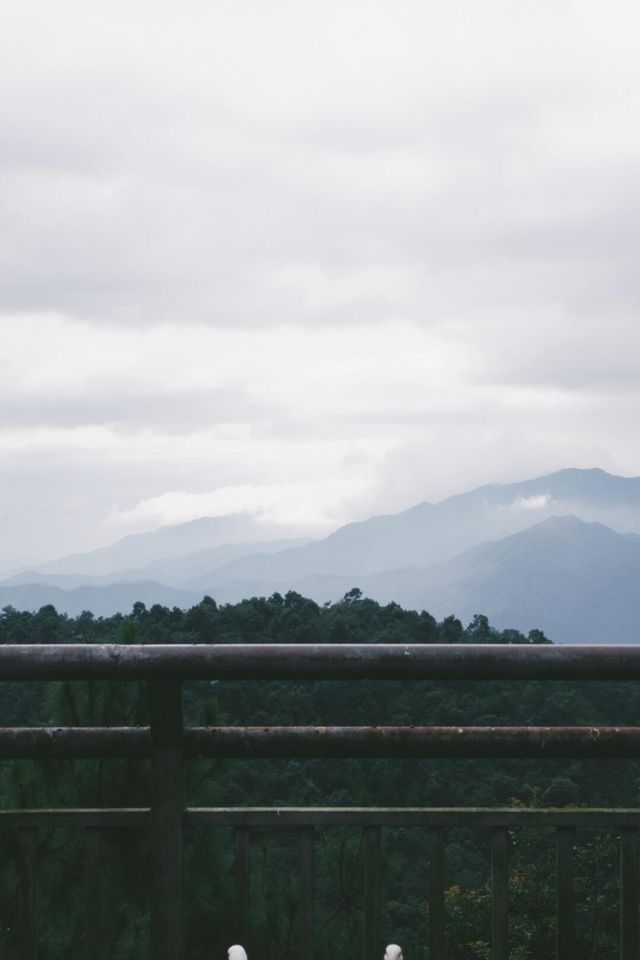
[
  {"left": 33, "top": 514, "right": 313, "bottom": 577},
  {"left": 2, "top": 468, "right": 640, "bottom": 644}
]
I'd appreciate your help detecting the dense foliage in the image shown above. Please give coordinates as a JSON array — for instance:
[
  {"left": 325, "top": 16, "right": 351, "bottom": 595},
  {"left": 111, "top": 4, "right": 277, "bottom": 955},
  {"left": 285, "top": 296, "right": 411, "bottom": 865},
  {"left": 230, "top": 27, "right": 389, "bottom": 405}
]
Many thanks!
[{"left": 0, "top": 592, "right": 636, "bottom": 958}]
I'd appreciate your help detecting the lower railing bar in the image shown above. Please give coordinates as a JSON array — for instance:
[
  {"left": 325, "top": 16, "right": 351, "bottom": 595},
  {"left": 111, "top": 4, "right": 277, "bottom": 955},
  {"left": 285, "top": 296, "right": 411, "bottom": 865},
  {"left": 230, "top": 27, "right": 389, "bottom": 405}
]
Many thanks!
[
  {"left": 0, "top": 810, "right": 149, "bottom": 827},
  {"left": 18, "top": 827, "right": 37, "bottom": 960},
  {"left": 233, "top": 827, "right": 251, "bottom": 948},
  {"left": 620, "top": 828, "right": 638, "bottom": 960},
  {"left": 491, "top": 827, "right": 509, "bottom": 960},
  {"left": 6, "top": 726, "right": 640, "bottom": 759},
  {"left": 186, "top": 726, "right": 640, "bottom": 759},
  {"left": 428, "top": 827, "right": 445, "bottom": 960},
  {"left": 84, "top": 827, "right": 102, "bottom": 960},
  {"left": 556, "top": 827, "right": 576, "bottom": 960},
  {"left": 2, "top": 806, "right": 639, "bottom": 828},
  {"left": 185, "top": 808, "right": 640, "bottom": 829},
  {"left": 363, "top": 826, "right": 381, "bottom": 960},
  {"left": 298, "top": 827, "right": 315, "bottom": 960}
]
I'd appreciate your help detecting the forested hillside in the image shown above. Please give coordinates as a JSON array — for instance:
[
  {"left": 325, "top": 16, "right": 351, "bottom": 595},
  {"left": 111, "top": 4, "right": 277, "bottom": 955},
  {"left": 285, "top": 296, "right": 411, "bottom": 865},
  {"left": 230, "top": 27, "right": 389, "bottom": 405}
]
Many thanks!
[{"left": 0, "top": 594, "right": 635, "bottom": 959}]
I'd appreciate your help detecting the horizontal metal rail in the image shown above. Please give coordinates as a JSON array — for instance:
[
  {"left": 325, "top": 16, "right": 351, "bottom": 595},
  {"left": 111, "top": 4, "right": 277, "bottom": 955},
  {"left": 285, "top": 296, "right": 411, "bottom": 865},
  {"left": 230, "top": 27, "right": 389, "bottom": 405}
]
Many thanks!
[
  {"left": 2, "top": 644, "right": 640, "bottom": 960},
  {"left": 0, "top": 806, "right": 638, "bottom": 828},
  {"left": 4, "top": 808, "right": 636, "bottom": 960},
  {"left": 5, "top": 724, "right": 640, "bottom": 758},
  {"left": 2, "top": 642, "right": 640, "bottom": 679}
]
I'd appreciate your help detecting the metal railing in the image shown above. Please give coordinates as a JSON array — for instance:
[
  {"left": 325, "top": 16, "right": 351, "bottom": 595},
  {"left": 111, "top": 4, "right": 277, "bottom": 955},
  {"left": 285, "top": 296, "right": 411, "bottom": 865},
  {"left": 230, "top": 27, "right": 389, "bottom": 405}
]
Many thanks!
[{"left": 1, "top": 642, "right": 640, "bottom": 960}]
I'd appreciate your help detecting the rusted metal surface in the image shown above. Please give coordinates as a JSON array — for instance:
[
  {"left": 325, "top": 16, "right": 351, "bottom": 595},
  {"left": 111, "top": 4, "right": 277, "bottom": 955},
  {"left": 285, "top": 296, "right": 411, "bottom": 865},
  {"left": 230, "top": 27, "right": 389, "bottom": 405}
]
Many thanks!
[
  {"left": 2, "top": 642, "right": 640, "bottom": 680},
  {"left": 2, "top": 642, "right": 640, "bottom": 957},
  {"left": 4, "top": 724, "right": 640, "bottom": 759},
  {"left": 0, "top": 726, "right": 150, "bottom": 757},
  {"left": 186, "top": 725, "right": 640, "bottom": 759},
  {"left": 6, "top": 727, "right": 640, "bottom": 760}
]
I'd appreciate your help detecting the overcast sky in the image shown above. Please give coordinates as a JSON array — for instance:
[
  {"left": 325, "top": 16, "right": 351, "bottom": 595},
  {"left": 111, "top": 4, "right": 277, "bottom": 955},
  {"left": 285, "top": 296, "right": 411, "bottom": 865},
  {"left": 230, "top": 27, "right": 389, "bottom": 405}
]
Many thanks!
[{"left": 2, "top": 0, "right": 640, "bottom": 568}]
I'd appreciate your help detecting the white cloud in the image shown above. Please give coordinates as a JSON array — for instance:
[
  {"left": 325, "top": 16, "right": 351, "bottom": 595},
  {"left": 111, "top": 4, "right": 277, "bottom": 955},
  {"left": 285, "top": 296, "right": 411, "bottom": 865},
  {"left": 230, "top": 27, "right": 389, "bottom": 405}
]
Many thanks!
[
  {"left": 511, "top": 494, "right": 553, "bottom": 511},
  {"left": 107, "top": 477, "right": 374, "bottom": 535},
  {"left": 2, "top": 2, "right": 640, "bottom": 565}
]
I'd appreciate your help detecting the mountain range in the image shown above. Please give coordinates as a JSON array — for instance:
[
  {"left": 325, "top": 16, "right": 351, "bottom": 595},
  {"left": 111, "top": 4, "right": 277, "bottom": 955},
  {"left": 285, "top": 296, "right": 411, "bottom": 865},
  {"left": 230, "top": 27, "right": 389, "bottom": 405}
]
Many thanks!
[{"left": 2, "top": 467, "right": 640, "bottom": 643}]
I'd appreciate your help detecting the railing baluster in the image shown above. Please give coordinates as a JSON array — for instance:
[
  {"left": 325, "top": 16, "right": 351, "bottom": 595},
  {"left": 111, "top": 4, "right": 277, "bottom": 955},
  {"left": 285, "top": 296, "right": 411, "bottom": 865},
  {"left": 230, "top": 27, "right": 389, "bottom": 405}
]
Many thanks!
[
  {"left": 298, "top": 826, "right": 315, "bottom": 960},
  {"left": 18, "top": 827, "right": 37, "bottom": 960},
  {"left": 234, "top": 827, "right": 250, "bottom": 947},
  {"left": 491, "top": 827, "right": 509, "bottom": 960},
  {"left": 620, "top": 827, "right": 638, "bottom": 960},
  {"left": 556, "top": 826, "right": 575, "bottom": 960},
  {"left": 363, "top": 826, "right": 381, "bottom": 960},
  {"left": 428, "top": 827, "right": 445, "bottom": 960},
  {"left": 84, "top": 827, "right": 102, "bottom": 960},
  {"left": 150, "top": 679, "right": 185, "bottom": 960}
]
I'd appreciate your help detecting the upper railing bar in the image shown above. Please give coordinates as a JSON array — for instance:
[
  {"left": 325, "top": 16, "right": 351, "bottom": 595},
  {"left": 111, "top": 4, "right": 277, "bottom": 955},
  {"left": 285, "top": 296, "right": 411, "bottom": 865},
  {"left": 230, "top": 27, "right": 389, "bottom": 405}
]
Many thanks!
[
  {"left": 6, "top": 725, "right": 640, "bottom": 759},
  {"left": 2, "top": 643, "right": 640, "bottom": 680}
]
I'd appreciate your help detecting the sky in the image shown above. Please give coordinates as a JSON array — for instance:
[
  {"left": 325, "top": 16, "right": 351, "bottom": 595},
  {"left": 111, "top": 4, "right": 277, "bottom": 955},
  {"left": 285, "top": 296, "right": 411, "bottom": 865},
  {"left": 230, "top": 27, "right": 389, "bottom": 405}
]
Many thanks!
[{"left": 2, "top": 0, "right": 640, "bottom": 568}]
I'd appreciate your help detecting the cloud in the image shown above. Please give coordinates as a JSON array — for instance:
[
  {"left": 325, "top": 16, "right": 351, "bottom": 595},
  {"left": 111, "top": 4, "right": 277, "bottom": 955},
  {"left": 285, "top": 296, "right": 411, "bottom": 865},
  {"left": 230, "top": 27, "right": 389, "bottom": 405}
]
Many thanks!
[
  {"left": 511, "top": 494, "right": 553, "bottom": 511},
  {"left": 1, "top": 2, "right": 640, "bottom": 327},
  {"left": 2, "top": 2, "right": 640, "bottom": 566},
  {"left": 107, "top": 478, "right": 374, "bottom": 535}
]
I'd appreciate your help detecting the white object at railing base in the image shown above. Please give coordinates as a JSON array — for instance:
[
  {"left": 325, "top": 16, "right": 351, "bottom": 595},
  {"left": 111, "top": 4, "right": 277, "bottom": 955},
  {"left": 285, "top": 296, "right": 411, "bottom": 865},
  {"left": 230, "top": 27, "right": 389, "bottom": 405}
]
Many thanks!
[
  {"left": 228, "top": 947, "right": 248, "bottom": 960},
  {"left": 385, "top": 945, "right": 403, "bottom": 960}
]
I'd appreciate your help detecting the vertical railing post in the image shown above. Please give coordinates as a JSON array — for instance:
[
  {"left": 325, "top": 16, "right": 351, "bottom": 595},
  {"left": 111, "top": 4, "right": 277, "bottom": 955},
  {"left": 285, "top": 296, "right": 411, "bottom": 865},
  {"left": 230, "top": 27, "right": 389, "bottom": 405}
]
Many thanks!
[
  {"left": 363, "top": 826, "right": 381, "bottom": 960},
  {"left": 620, "top": 828, "right": 638, "bottom": 960},
  {"left": 18, "top": 827, "right": 37, "bottom": 960},
  {"left": 556, "top": 827, "right": 575, "bottom": 960},
  {"left": 428, "top": 827, "right": 445, "bottom": 960},
  {"left": 491, "top": 827, "right": 509, "bottom": 960},
  {"left": 84, "top": 827, "right": 102, "bottom": 960},
  {"left": 234, "top": 827, "right": 251, "bottom": 947},
  {"left": 150, "top": 679, "right": 184, "bottom": 960},
  {"left": 298, "top": 827, "right": 315, "bottom": 960}
]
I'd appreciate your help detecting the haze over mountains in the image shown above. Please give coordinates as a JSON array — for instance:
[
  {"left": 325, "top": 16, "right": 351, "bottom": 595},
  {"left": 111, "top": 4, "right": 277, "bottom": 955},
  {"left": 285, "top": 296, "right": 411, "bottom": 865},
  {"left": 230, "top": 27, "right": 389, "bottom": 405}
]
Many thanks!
[{"left": 2, "top": 468, "right": 640, "bottom": 643}]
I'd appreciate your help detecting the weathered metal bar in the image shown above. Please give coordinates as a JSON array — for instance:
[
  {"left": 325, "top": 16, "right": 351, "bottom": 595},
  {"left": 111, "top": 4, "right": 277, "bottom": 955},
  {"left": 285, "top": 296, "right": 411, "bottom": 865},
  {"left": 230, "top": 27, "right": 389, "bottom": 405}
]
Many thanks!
[
  {"left": 1, "top": 805, "right": 639, "bottom": 829},
  {"left": 186, "top": 807, "right": 640, "bottom": 829},
  {"left": 233, "top": 827, "right": 250, "bottom": 948},
  {"left": 363, "top": 826, "right": 381, "bottom": 960},
  {"left": 84, "top": 827, "right": 102, "bottom": 960},
  {"left": 18, "top": 827, "right": 38, "bottom": 960},
  {"left": 491, "top": 827, "right": 509, "bottom": 960},
  {"left": 0, "top": 809, "right": 149, "bottom": 827},
  {"left": 186, "top": 725, "right": 640, "bottom": 759},
  {"left": 7, "top": 725, "right": 640, "bottom": 760},
  {"left": 0, "top": 727, "right": 150, "bottom": 758},
  {"left": 556, "top": 827, "right": 575, "bottom": 960},
  {"left": 428, "top": 827, "right": 445, "bottom": 960},
  {"left": 150, "top": 680, "right": 185, "bottom": 960},
  {"left": 2, "top": 643, "right": 640, "bottom": 681},
  {"left": 620, "top": 828, "right": 638, "bottom": 960},
  {"left": 298, "top": 827, "right": 315, "bottom": 960}
]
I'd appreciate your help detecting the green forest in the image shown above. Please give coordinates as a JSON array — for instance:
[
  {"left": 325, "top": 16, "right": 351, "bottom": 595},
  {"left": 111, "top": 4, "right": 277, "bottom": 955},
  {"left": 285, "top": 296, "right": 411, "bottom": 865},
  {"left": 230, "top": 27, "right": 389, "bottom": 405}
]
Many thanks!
[{"left": 0, "top": 592, "right": 637, "bottom": 959}]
